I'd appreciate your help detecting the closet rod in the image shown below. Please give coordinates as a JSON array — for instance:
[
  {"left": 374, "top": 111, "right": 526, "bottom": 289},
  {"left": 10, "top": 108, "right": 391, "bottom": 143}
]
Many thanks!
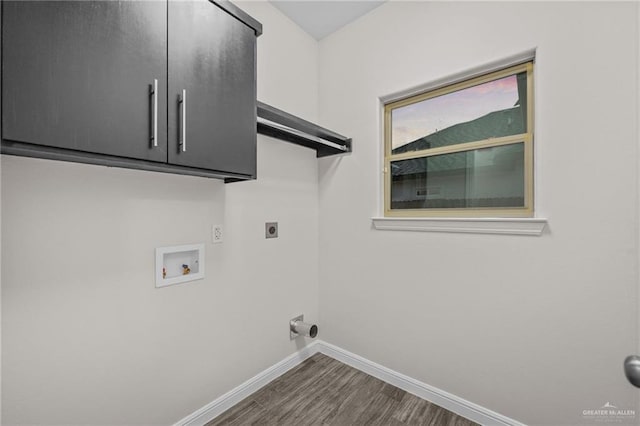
[{"left": 257, "top": 101, "right": 352, "bottom": 158}]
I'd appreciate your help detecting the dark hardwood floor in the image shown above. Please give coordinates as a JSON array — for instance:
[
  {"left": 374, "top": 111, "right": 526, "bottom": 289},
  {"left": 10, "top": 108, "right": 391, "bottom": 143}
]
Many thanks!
[{"left": 206, "top": 353, "right": 479, "bottom": 425}]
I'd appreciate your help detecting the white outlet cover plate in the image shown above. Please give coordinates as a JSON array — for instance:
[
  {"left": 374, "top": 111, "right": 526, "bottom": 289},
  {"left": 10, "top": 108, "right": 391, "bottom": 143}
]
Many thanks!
[{"left": 212, "top": 225, "right": 223, "bottom": 244}]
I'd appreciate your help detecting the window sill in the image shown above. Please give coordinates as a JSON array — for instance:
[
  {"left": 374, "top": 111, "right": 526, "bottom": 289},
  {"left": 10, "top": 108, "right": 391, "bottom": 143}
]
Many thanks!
[{"left": 371, "top": 217, "right": 547, "bottom": 236}]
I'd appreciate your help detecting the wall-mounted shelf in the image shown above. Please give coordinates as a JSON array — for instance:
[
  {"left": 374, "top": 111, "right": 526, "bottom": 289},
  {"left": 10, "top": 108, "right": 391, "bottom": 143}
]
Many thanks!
[{"left": 257, "top": 101, "right": 352, "bottom": 158}]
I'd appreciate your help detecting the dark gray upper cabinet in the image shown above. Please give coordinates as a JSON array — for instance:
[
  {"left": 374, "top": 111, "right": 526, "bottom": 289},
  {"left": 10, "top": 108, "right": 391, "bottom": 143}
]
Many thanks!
[
  {"left": 2, "top": 0, "right": 260, "bottom": 180},
  {"left": 169, "top": 1, "right": 257, "bottom": 177},
  {"left": 2, "top": 1, "right": 168, "bottom": 162}
]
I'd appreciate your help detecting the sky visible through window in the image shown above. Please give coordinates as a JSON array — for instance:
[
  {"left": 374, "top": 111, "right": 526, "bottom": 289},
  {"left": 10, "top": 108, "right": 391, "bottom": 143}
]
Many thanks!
[{"left": 391, "top": 75, "right": 520, "bottom": 150}]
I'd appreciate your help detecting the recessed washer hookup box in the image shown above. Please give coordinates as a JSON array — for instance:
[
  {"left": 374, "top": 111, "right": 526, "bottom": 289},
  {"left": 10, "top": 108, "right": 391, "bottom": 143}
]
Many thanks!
[{"left": 155, "top": 243, "right": 205, "bottom": 288}]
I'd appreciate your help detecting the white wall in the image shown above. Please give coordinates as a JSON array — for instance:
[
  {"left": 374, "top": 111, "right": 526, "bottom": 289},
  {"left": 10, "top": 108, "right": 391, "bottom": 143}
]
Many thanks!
[
  {"left": 1, "top": 1, "right": 319, "bottom": 424},
  {"left": 318, "top": 2, "right": 639, "bottom": 425},
  {"left": 5, "top": 2, "right": 639, "bottom": 425}
]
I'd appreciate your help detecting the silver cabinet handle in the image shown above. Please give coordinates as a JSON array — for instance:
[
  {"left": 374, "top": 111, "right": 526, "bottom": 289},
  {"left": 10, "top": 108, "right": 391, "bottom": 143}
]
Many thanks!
[
  {"left": 179, "top": 89, "right": 186, "bottom": 152},
  {"left": 150, "top": 79, "right": 158, "bottom": 147}
]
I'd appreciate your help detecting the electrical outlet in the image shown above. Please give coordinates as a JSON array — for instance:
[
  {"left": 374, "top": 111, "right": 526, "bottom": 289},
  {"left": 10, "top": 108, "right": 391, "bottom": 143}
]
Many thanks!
[
  {"left": 212, "top": 225, "right": 223, "bottom": 244},
  {"left": 265, "top": 222, "right": 278, "bottom": 239}
]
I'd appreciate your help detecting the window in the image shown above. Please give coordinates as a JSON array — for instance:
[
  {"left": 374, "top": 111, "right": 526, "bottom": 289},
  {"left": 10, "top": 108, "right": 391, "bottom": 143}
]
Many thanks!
[{"left": 384, "top": 62, "right": 534, "bottom": 217}]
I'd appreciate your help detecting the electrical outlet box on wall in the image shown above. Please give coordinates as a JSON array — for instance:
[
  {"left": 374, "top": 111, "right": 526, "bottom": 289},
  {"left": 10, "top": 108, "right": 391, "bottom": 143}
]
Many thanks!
[
  {"left": 155, "top": 244, "right": 205, "bottom": 288},
  {"left": 212, "top": 225, "right": 223, "bottom": 243}
]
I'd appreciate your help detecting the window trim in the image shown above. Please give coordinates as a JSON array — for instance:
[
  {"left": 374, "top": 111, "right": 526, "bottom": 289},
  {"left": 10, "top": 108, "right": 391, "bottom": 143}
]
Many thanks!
[
  {"left": 371, "top": 217, "right": 547, "bottom": 236},
  {"left": 383, "top": 61, "right": 534, "bottom": 218}
]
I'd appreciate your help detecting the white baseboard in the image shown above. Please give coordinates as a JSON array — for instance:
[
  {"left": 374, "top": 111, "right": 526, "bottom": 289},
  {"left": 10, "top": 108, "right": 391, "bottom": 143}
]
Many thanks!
[
  {"left": 175, "top": 339, "right": 524, "bottom": 426},
  {"left": 316, "top": 341, "right": 525, "bottom": 426},
  {"left": 173, "top": 341, "right": 321, "bottom": 426}
]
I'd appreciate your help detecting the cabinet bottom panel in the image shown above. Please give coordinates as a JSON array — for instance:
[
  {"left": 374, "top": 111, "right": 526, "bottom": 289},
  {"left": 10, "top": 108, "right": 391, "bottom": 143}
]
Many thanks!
[{"left": 1, "top": 140, "right": 255, "bottom": 182}]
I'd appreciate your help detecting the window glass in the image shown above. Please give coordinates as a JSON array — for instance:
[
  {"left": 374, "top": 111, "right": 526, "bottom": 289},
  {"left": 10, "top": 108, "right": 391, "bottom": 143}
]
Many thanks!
[
  {"left": 391, "top": 73, "right": 528, "bottom": 154},
  {"left": 384, "top": 61, "right": 533, "bottom": 217},
  {"left": 390, "top": 143, "right": 525, "bottom": 210}
]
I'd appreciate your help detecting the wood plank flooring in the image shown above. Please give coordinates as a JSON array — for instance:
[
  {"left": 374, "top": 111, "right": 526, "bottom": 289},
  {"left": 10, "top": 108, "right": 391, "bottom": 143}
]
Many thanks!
[{"left": 206, "top": 353, "right": 479, "bottom": 426}]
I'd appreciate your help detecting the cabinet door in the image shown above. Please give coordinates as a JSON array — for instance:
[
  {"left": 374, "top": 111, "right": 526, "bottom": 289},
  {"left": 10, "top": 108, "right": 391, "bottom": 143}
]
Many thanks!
[
  {"left": 2, "top": 1, "right": 167, "bottom": 161},
  {"left": 168, "top": 0, "right": 257, "bottom": 176}
]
